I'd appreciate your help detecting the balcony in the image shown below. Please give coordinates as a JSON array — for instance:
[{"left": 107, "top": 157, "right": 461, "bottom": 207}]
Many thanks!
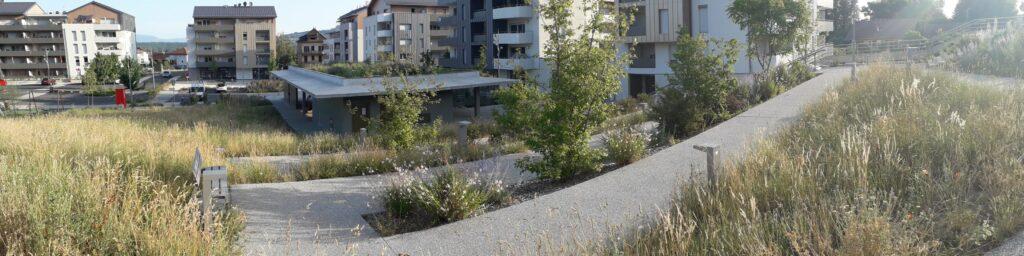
[
  {"left": 193, "top": 36, "right": 234, "bottom": 44},
  {"left": 377, "top": 13, "right": 393, "bottom": 22},
  {"left": 194, "top": 61, "right": 235, "bottom": 68},
  {"left": 0, "top": 37, "right": 63, "bottom": 44},
  {"left": 94, "top": 36, "right": 119, "bottom": 43},
  {"left": 494, "top": 57, "right": 540, "bottom": 70},
  {"left": 376, "top": 30, "right": 393, "bottom": 38},
  {"left": 493, "top": 6, "right": 532, "bottom": 20},
  {"left": 377, "top": 45, "right": 394, "bottom": 52},
  {"left": 91, "top": 24, "right": 123, "bottom": 31},
  {"left": 193, "top": 24, "right": 234, "bottom": 31},
  {"left": 439, "top": 14, "right": 460, "bottom": 26},
  {"left": 472, "top": 34, "right": 489, "bottom": 42},
  {"left": 0, "top": 24, "right": 62, "bottom": 31},
  {"left": 493, "top": 33, "right": 532, "bottom": 44},
  {"left": 0, "top": 62, "right": 66, "bottom": 69},
  {"left": 195, "top": 49, "right": 234, "bottom": 55},
  {"left": 430, "top": 28, "right": 452, "bottom": 37},
  {"left": 0, "top": 50, "right": 64, "bottom": 57},
  {"left": 472, "top": 9, "right": 489, "bottom": 20}
]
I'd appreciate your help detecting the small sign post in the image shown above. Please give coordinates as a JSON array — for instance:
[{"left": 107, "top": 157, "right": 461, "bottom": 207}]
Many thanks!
[{"left": 193, "top": 148, "right": 203, "bottom": 186}]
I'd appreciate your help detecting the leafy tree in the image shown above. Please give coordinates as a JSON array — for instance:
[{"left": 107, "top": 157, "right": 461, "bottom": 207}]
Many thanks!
[
  {"left": 861, "top": 0, "right": 944, "bottom": 20},
  {"left": 119, "top": 58, "right": 144, "bottom": 91},
  {"left": 90, "top": 54, "right": 121, "bottom": 84},
  {"left": 727, "top": 0, "right": 812, "bottom": 72},
  {"left": 953, "top": 0, "right": 1019, "bottom": 21},
  {"left": 828, "top": 0, "right": 859, "bottom": 44},
  {"left": 474, "top": 45, "right": 488, "bottom": 72},
  {"left": 652, "top": 27, "right": 740, "bottom": 138},
  {"left": 268, "top": 52, "right": 279, "bottom": 71},
  {"left": 371, "top": 76, "right": 438, "bottom": 150},
  {"left": 276, "top": 35, "right": 297, "bottom": 68},
  {"left": 494, "top": 0, "right": 631, "bottom": 180},
  {"left": 419, "top": 52, "right": 436, "bottom": 73}
]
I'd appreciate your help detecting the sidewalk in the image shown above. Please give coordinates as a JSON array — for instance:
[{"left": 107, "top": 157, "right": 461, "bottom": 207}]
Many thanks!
[{"left": 236, "top": 67, "right": 853, "bottom": 255}]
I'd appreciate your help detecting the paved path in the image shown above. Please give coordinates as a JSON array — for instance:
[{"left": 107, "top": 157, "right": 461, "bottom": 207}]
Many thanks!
[
  {"left": 235, "top": 153, "right": 533, "bottom": 255},
  {"left": 234, "top": 67, "right": 852, "bottom": 255}
]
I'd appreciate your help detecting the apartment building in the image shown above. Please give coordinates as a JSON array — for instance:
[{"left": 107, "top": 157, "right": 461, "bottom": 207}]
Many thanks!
[
  {"left": 323, "top": 29, "right": 341, "bottom": 63},
  {"left": 363, "top": 0, "right": 450, "bottom": 63},
  {"left": 296, "top": 28, "right": 324, "bottom": 65},
  {"left": 333, "top": 6, "right": 367, "bottom": 63},
  {"left": 616, "top": 0, "right": 834, "bottom": 99},
  {"left": 0, "top": 1, "right": 135, "bottom": 80},
  {"left": 187, "top": 2, "right": 276, "bottom": 80}
]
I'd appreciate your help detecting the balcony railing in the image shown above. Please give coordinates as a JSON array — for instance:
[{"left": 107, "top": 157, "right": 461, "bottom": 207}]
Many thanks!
[
  {"left": 493, "top": 6, "right": 532, "bottom": 20},
  {"left": 493, "top": 57, "right": 539, "bottom": 70},
  {"left": 0, "top": 37, "right": 63, "bottom": 44},
  {"left": 493, "top": 33, "right": 532, "bottom": 44},
  {"left": 0, "top": 24, "right": 62, "bottom": 31},
  {"left": 194, "top": 36, "right": 234, "bottom": 44},
  {"left": 0, "top": 50, "right": 64, "bottom": 57},
  {"left": 193, "top": 24, "right": 234, "bottom": 31},
  {"left": 472, "top": 9, "right": 489, "bottom": 20}
]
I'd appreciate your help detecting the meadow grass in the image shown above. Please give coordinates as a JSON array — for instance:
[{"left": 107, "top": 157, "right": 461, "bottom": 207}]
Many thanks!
[
  {"left": 949, "top": 24, "right": 1024, "bottom": 78},
  {"left": 608, "top": 66, "right": 1024, "bottom": 255}
]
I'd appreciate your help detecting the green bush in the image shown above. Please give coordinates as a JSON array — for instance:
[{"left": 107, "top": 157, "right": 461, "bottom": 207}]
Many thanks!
[
  {"left": 603, "top": 127, "right": 650, "bottom": 165},
  {"left": 381, "top": 169, "right": 502, "bottom": 224}
]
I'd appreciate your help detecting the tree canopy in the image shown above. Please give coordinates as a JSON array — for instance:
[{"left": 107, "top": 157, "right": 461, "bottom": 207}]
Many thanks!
[
  {"left": 953, "top": 0, "right": 1019, "bottom": 21},
  {"left": 119, "top": 58, "right": 144, "bottom": 91},
  {"left": 861, "top": 0, "right": 944, "bottom": 21},
  {"left": 276, "top": 36, "right": 296, "bottom": 68},
  {"left": 727, "top": 0, "right": 812, "bottom": 71},
  {"left": 653, "top": 27, "right": 740, "bottom": 138},
  {"left": 828, "top": 0, "right": 860, "bottom": 44}
]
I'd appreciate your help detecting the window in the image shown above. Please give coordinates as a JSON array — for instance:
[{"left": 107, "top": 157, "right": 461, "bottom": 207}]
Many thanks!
[
  {"left": 82, "top": 44, "right": 88, "bottom": 54},
  {"left": 243, "top": 32, "right": 248, "bottom": 40},
  {"left": 81, "top": 31, "right": 87, "bottom": 41},
  {"left": 399, "top": 24, "right": 411, "bottom": 31},
  {"left": 399, "top": 39, "right": 411, "bottom": 46},
  {"left": 510, "top": 24, "right": 526, "bottom": 33},
  {"left": 420, "top": 39, "right": 424, "bottom": 48},
  {"left": 72, "top": 31, "right": 77, "bottom": 41},
  {"left": 74, "top": 44, "right": 79, "bottom": 54},
  {"left": 83, "top": 56, "right": 89, "bottom": 63},
  {"left": 243, "top": 56, "right": 248, "bottom": 65},
  {"left": 658, "top": 9, "right": 669, "bottom": 34},
  {"left": 698, "top": 5, "right": 709, "bottom": 34},
  {"left": 75, "top": 57, "right": 80, "bottom": 66}
]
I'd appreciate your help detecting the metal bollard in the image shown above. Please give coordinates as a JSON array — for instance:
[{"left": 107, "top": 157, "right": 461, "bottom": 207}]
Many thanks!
[
  {"left": 693, "top": 144, "right": 720, "bottom": 188},
  {"left": 457, "top": 121, "right": 471, "bottom": 146}
]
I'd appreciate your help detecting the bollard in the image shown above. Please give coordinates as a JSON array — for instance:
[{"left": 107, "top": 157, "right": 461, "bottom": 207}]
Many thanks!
[
  {"left": 200, "top": 166, "right": 229, "bottom": 230},
  {"left": 359, "top": 128, "right": 367, "bottom": 144},
  {"left": 457, "top": 121, "right": 471, "bottom": 146},
  {"left": 693, "top": 144, "right": 720, "bottom": 188}
]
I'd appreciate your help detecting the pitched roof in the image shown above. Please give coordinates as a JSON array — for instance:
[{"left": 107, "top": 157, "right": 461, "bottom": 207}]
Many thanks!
[
  {"left": 68, "top": 1, "right": 126, "bottom": 15},
  {"left": 0, "top": 2, "right": 39, "bottom": 16},
  {"left": 297, "top": 29, "right": 325, "bottom": 42},
  {"left": 340, "top": 6, "right": 366, "bottom": 19},
  {"left": 193, "top": 5, "right": 276, "bottom": 19}
]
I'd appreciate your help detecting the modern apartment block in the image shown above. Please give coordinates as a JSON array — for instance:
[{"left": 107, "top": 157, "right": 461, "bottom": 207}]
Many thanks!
[
  {"left": 187, "top": 2, "right": 276, "bottom": 80},
  {"left": 322, "top": 29, "right": 341, "bottom": 63},
  {"left": 296, "top": 28, "right": 325, "bottom": 65},
  {"left": 363, "top": 0, "right": 450, "bottom": 63},
  {"left": 0, "top": 1, "right": 136, "bottom": 80},
  {"left": 615, "top": 0, "right": 835, "bottom": 99},
  {"left": 436, "top": 0, "right": 605, "bottom": 80},
  {"left": 332, "top": 6, "right": 367, "bottom": 63}
]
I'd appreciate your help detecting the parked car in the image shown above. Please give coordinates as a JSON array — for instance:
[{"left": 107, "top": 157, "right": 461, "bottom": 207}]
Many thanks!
[
  {"left": 161, "top": 71, "right": 173, "bottom": 78},
  {"left": 40, "top": 78, "right": 56, "bottom": 86}
]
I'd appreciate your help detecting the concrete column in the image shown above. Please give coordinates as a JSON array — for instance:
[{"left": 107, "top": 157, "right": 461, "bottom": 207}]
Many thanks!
[
  {"left": 473, "top": 87, "right": 481, "bottom": 117},
  {"left": 359, "top": 128, "right": 367, "bottom": 144},
  {"left": 693, "top": 144, "right": 720, "bottom": 188},
  {"left": 457, "top": 121, "right": 471, "bottom": 146}
]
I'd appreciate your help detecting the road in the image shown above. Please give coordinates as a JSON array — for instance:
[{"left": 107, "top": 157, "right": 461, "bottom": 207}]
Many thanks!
[{"left": 17, "top": 70, "right": 185, "bottom": 108}]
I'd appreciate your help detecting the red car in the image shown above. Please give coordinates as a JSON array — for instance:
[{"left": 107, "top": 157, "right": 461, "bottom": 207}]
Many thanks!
[{"left": 40, "top": 78, "right": 56, "bottom": 86}]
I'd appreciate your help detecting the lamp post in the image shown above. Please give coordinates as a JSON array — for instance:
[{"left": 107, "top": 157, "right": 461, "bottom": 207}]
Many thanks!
[{"left": 851, "top": 15, "right": 858, "bottom": 81}]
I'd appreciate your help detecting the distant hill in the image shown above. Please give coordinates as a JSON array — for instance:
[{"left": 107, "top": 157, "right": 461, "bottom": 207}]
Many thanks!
[
  {"left": 138, "top": 42, "right": 186, "bottom": 53},
  {"left": 137, "top": 34, "right": 185, "bottom": 43}
]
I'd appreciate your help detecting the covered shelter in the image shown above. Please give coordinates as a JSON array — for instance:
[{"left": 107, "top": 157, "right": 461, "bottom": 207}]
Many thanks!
[{"left": 271, "top": 67, "right": 516, "bottom": 134}]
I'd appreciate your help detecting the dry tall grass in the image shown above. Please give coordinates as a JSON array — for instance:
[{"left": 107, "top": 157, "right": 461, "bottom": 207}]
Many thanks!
[{"left": 612, "top": 66, "right": 1024, "bottom": 255}]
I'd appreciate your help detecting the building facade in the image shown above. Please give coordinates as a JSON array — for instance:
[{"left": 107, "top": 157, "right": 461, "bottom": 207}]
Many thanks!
[
  {"left": 323, "top": 29, "right": 341, "bottom": 63},
  {"left": 0, "top": 1, "right": 136, "bottom": 80},
  {"left": 296, "top": 28, "right": 325, "bottom": 65},
  {"left": 188, "top": 3, "right": 276, "bottom": 80},
  {"left": 614, "top": 0, "right": 835, "bottom": 100},
  {"left": 334, "top": 6, "right": 367, "bottom": 63},
  {"left": 363, "top": 0, "right": 450, "bottom": 63}
]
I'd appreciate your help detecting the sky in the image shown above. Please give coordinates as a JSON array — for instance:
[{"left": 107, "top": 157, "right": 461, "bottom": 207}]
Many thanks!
[{"left": 19, "top": 0, "right": 1014, "bottom": 41}]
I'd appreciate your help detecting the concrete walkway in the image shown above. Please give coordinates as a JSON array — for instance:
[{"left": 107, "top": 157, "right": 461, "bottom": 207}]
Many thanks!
[
  {"left": 235, "top": 153, "right": 533, "bottom": 255},
  {"left": 235, "top": 67, "right": 852, "bottom": 255}
]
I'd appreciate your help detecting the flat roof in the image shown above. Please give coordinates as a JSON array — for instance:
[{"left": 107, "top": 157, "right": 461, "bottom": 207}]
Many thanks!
[
  {"left": 194, "top": 6, "right": 276, "bottom": 19},
  {"left": 272, "top": 67, "right": 517, "bottom": 99}
]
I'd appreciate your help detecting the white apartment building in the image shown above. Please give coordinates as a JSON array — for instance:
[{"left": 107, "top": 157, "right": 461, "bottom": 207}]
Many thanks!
[
  {"left": 0, "top": 1, "right": 136, "bottom": 80},
  {"left": 616, "top": 0, "right": 834, "bottom": 99}
]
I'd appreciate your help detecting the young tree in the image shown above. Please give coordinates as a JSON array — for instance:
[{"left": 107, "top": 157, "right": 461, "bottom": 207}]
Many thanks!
[
  {"left": 727, "top": 0, "right": 812, "bottom": 72},
  {"left": 90, "top": 54, "right": 121, "bottom": 84},
  {"left": 268, "top": 52, "right": 279, "bottom": 71},
  {"left": 82, "top": 69, "right": 102, "bottom": 95},
  {"left": 119, "top": 58, "right": 144, "bottom": 91},
  {"left": 276, "top": 35, "right": 297, "bottom": 68},
  {"left": 494, "top": 0, "right": 631, "bottom": 180},
  {"left": 419, "top": 52, "right": 436, "bottom": 73},
  {"left": 474, "top": 45, "right": 488, "bottom": 72},
  {"left": 371, "top": 76, "right": 437, "bottom": 150},
  {"left": 653, "top": 27, "right": 740, "bottom": 138}
]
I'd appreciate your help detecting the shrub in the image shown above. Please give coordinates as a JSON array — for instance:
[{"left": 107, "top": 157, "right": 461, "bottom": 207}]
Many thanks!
[
  {"left": 416, "top": 170, "right": 490, "bottom": 222},
  {"left": 370, "top": 76, "right": 438, "bottom": 150},
  {"left": 380, "top": 168, "right": 504, "bottom": 227},
  {"left": 603, "top": 127, "right": 650, "bottom": 165},
  {"left": 949, "top": 25, "right": 1024, "bottom": 78},
  {"left": 652, "top": 27, "right": 739, "bottom": 139},
  {"left": 247, "top": 80, "right": 285, "bottom": 93}
]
